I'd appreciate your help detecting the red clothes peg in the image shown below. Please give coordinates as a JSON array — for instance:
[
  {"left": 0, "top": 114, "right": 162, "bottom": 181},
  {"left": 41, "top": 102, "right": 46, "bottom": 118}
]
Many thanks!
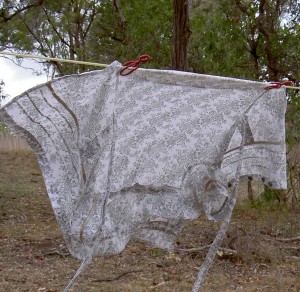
[
  {"left": 265, "top": 81, "right": 293, "bottom": 90},
  {"left": 120, "top": 54, "right": 150, "bottom": 76}
]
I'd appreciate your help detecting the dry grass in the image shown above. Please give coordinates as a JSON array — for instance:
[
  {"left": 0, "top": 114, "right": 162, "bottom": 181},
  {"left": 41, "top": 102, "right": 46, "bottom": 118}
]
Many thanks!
[
  {"left": 0, "top": 134, "right": 32, "bottom": 152},
  {"left": 0, "top": 151, "right": 299, "bottom": 292}
]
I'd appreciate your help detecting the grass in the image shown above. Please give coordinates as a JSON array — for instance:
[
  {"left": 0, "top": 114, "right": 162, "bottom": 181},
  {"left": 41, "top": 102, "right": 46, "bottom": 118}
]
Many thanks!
[
  {"left": 0, "top": 134, "right": 31, "bottom": 152},
  {"left": 0, "top": 151, "right": 299, "bottom": 291}
]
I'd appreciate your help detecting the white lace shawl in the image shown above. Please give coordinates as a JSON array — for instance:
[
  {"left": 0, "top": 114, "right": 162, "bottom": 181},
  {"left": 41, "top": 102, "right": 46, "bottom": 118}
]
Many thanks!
[{"left": 0, "top": 61, "right": 287, "bottom": 290}]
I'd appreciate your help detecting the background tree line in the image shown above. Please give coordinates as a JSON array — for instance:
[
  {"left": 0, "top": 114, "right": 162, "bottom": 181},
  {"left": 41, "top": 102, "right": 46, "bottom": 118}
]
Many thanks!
[
  {"left": 1, "top": 0, "right": 299, "bottom": 79},
  {"left": 0, "top": 0, "right": 299, "bottom": 207}
]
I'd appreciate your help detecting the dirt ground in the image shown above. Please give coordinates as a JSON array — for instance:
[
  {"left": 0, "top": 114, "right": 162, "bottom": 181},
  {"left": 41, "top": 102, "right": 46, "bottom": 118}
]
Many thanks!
[{"left": 0, "top": 151, "right": 299, "bottom": 292}]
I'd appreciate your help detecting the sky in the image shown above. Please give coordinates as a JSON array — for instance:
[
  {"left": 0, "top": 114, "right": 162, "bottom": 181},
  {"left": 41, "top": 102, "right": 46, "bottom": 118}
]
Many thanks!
[{"left": 0, "top": 56, "right": 48, "bottom": 105}]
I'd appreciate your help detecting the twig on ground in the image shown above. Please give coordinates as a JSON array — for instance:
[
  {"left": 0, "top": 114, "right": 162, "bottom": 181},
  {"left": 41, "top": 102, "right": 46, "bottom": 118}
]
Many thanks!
[
  {"left": 279, "top": 246, "right": 300, "bottom": 250},
  {"left": 44, "top": 248, "right": 70, "bottom": 257},
  {"left": 216, "top": 248, "right": 237, "bottom": 256},
  {"left": 174, "top": 245, "right": 210, "bottom": 253},
  {"left": 276, "top": 236, "right": 300, "bottom": 242},
  {"left": 93, "top": 269, "right": 147, "bottom": 282},
  {"left": 148, "top": 281, "right": 166, "bottom": 289},
  {"left": 286, "top": 256, "right": 300, "bottom": 260},
  {"left": 174, "top": 246, "right": 237, "bottom": 256}
]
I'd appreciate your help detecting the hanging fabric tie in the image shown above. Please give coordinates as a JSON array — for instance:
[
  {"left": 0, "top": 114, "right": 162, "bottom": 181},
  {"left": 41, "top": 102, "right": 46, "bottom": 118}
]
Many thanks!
[{"left": 120, "top": 54, "right": 150, "bottom": 76}]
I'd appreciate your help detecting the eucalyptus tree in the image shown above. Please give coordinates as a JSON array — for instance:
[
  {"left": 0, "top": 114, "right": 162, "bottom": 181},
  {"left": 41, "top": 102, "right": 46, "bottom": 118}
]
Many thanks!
[
  {"left": 0, "top": 0, "right": 174, "bottom": 74},
  {"left": 189, "top": 0, "right": 300, "bottom": 82},
  {"left": 1, "top": 0, "right": 104, "bottom": 75},
  {"left": 233, "top": 0, "right": 300, "bottom": 82},
  {"left": 87, "top": 0, "right": 173, "bottom": 69}
]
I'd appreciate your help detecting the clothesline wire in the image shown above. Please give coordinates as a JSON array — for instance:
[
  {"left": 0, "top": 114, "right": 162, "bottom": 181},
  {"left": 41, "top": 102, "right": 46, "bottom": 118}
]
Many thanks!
[
  {"left": 0, "top": 51, "right": 108, "bottom": 68},
  {"left": 0, "top": 51, "right": 300, "bottom": 90}
]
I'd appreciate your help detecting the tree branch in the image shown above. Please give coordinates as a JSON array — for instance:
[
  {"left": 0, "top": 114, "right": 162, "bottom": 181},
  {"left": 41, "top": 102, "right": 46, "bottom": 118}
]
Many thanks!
[
  {"left": 41, "top": 5, "right": 74, "bottom": 55},
  {"left": 20, "top": 14, "right": 64, "bottom": 75},
  {"left": 234, "top": 0, "right": 251, "bottom": 16},
  {"left": 83, "top": 6, "right": 97, "bottom": 38},
  {"left": 0, "top": 0, "right": 45, "bottom": 22},
  {"left": 112, "top": 0, "right": 127, "bottom": 28}
]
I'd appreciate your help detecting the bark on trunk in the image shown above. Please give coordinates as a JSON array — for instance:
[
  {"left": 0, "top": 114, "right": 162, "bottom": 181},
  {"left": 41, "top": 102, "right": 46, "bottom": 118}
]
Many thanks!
[{"left": 172, "top": 0, "right": 190, "bottom": 71}]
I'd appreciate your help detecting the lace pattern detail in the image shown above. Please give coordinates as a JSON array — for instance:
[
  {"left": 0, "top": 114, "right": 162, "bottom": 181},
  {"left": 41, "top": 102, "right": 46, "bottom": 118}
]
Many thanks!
[{"left": 0, "top": 62, "right": 287, "bottom": 262}]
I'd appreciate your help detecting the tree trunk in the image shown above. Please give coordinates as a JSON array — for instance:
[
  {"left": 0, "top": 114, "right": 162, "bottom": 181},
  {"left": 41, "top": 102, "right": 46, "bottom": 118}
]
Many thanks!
[{"left": 172, "top": 0, "right": 190, "bottom": 71}]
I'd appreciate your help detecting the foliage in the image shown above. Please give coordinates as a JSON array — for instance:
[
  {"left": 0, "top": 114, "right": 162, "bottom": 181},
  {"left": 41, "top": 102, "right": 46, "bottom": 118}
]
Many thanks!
[
  {"left": 189, "top": 1, "right": 252, "bottom": 78},
  {"left": 0, "top": 79, "right": 8, "bottom": 133},
  {"left": 189, "top": 0, "right": 300, "bottom": 82},
  {"left": 0, "top": 122, "right": 8, "bottom": 134},
  {"left": 0, "top": 79, "right": 8, "bottom": 103},
  {"left": 1, "top": 0, "right": 105, "bottom": 75},
  {"left": 0, "top": 0, "right": 173, "bottom": 74},
  {"left": 1, "top": 1, "right": 299, "bottom": 79},
  {"left": 87, "top": 0, "right": 173, "bottom": 69}
]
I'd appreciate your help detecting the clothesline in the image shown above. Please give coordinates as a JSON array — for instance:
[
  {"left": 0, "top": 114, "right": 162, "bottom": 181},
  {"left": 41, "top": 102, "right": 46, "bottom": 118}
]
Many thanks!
[
  {"left": 1, "top": 51, "right": 300, "bottom": 90},
  {"left": 0, "top": 51, "right": 108, "bottom": 68}
]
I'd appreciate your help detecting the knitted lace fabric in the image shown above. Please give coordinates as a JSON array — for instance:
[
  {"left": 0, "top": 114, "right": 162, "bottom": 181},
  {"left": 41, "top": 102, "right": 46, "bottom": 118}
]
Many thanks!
[{"left": 0, "top": 61, "right": 287, "bottom": 262}]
